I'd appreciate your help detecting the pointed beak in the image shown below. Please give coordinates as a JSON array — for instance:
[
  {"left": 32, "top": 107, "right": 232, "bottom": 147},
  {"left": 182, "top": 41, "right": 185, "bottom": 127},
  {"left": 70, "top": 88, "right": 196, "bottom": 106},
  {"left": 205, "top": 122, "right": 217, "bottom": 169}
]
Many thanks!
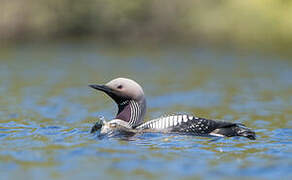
[
  {"left": 89, "top": 84, "right": 113, "bottom": 93},
  {"left": 89, "top": 84, "right": 126, "bottom": 104}
]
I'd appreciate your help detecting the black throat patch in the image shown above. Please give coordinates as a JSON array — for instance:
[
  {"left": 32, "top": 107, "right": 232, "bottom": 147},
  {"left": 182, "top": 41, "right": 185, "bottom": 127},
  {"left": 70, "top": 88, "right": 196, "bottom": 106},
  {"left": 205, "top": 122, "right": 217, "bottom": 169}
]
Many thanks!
[{"left": 116, "top": 100, "right": 131, "bottom": 122}]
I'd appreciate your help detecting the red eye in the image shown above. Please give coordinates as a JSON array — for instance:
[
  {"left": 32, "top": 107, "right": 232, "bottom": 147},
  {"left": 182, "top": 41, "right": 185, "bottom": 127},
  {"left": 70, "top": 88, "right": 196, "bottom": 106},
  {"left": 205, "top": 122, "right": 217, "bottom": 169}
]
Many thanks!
[{"left": 117, "top": 85, "right": 123, "bottom": 89}]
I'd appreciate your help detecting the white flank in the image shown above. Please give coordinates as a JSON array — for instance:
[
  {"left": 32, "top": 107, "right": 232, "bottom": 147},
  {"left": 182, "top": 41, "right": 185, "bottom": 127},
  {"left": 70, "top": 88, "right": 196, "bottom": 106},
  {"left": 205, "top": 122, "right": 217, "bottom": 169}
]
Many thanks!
[
  {"left": 158, "top": 119, "right": 162, "bottom": 129},
  {"left": 155, "top": 120, "right": 159, "bottom": 129},
  {"left": 165, "top": 117, "right": 169, "bottom": 128},
  {"left": 169, "top": 116, "right": 174, "bottom": 127},
  {"left": 173, "top": 116, "right": 178, "bottom": 126},
  {"left": 162, "top": 117, "right": 166, "bottom": 129},
  {"left": 183, "top": 115, "right": 188, "bottom": 122},
  {"left": 178, "top": 115, "right": 182, "bottom": 124},
  {"left": 209, "top": 133, "right": 225, "bottom": 137},
  {"left": 149, "top": 122, "right": 153, "bottom": 128}
]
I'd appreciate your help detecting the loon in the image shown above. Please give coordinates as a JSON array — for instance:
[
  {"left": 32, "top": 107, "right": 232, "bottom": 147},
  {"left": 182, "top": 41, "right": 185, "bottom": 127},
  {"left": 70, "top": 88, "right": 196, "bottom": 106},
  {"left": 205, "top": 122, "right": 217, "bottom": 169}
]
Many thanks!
[{"left": 89, "top": 78, "right": 256, "bottom": 140}]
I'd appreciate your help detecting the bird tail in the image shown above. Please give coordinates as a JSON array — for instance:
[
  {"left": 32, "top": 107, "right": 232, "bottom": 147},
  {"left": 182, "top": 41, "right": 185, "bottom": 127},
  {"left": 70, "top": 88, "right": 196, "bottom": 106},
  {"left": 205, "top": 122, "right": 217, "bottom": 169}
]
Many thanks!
[
  {"left": 211, "top": 123, "right": 256, "bottom": 140},
  {"left": 233, "top": 124, "right": 256, "bottom": 140}
]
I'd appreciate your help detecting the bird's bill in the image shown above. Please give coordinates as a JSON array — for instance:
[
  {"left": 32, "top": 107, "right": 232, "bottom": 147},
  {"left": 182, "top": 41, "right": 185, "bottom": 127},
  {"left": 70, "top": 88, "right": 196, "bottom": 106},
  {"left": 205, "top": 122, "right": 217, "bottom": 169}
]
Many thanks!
[
  {"left": 89, "top": 84, "right": 129, "bottom": 105},
  {"left": 89, "top": 84, "right": 121, "bottom": 101},
  {"left": 89, "top": 84, "right": 113, "bottom": 93}
]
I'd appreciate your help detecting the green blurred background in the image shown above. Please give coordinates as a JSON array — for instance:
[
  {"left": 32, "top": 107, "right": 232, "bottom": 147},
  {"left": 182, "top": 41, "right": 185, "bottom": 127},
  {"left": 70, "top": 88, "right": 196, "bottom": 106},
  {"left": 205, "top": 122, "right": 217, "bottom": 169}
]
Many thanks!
[
  {"left": 1, "top": 0, "right": 292, "bottom": 54},
  {"left": 1, "top": 1, "right": 292, "bottom": 179}
]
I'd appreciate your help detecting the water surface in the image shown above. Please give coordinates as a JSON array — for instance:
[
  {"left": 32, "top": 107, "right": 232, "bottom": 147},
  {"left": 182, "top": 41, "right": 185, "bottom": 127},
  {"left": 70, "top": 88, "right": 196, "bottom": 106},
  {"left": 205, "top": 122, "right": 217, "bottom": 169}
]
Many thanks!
[{"left": 0, "top": 44, "right": 291, "bottom": 179}]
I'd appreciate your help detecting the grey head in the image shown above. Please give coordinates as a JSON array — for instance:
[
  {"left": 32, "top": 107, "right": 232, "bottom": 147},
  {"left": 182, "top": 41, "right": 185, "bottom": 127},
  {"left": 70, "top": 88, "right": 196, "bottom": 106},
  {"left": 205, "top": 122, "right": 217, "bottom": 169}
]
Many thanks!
[{"left": 89, "top": 78, "right": 146, "bottom": 128}]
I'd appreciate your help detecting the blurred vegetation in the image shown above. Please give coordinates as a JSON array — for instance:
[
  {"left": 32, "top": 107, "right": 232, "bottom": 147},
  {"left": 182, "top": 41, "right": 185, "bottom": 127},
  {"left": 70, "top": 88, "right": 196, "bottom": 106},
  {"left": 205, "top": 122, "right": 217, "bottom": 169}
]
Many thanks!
[{"left": 1, "top": 0, "right": 292, "bottom": 53}]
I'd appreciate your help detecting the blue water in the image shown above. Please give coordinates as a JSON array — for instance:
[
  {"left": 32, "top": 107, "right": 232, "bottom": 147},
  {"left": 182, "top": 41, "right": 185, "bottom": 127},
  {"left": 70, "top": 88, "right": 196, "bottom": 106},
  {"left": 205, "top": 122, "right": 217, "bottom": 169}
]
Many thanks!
[{"left": 0, "top": 44, "right": 291, "bottom": 179}]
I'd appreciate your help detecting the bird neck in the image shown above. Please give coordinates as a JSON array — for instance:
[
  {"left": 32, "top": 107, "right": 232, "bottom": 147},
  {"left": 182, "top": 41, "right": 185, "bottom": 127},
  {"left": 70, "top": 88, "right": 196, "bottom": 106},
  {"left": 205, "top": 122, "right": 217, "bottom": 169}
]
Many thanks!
[{"left": 116, "top": 99, "right": 146, "bottom": 127}]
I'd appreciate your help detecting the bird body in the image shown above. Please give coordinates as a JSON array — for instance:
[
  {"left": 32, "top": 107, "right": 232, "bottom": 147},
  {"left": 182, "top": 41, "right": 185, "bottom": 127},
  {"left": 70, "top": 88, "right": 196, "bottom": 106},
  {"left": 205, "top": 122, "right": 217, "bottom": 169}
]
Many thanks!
[{"left": 90, "top": 78, "right": 256, "bottom": 140}]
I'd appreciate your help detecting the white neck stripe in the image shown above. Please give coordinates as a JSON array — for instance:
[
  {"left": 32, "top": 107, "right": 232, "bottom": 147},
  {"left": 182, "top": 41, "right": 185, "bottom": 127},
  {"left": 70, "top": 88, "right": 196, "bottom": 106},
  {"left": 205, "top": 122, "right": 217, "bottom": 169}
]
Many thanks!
[{"left": 129, "top": 100, "right": 141, "bottom": 126}]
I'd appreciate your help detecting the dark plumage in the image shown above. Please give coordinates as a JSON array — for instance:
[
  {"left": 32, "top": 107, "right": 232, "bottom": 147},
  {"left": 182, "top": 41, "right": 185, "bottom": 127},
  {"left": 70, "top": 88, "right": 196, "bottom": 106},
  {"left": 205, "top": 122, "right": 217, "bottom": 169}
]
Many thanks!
[{"left": 90, "top": 78, "right": 256, "bottom": 140}]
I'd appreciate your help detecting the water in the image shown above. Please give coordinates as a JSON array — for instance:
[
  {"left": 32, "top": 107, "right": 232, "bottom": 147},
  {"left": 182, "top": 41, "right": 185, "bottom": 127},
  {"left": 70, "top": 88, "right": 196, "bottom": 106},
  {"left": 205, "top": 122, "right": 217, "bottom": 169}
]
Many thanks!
[{"left": 0, "top": 44, "right": 292, "bottom": 179}]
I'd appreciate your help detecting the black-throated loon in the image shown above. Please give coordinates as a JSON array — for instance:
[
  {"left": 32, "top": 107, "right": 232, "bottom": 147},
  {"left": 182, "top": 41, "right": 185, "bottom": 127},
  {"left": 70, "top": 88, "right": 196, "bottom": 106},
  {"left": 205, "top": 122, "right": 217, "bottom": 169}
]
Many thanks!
[{"left": 89, "top": 78, "right": 256, "bottom": 140}]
